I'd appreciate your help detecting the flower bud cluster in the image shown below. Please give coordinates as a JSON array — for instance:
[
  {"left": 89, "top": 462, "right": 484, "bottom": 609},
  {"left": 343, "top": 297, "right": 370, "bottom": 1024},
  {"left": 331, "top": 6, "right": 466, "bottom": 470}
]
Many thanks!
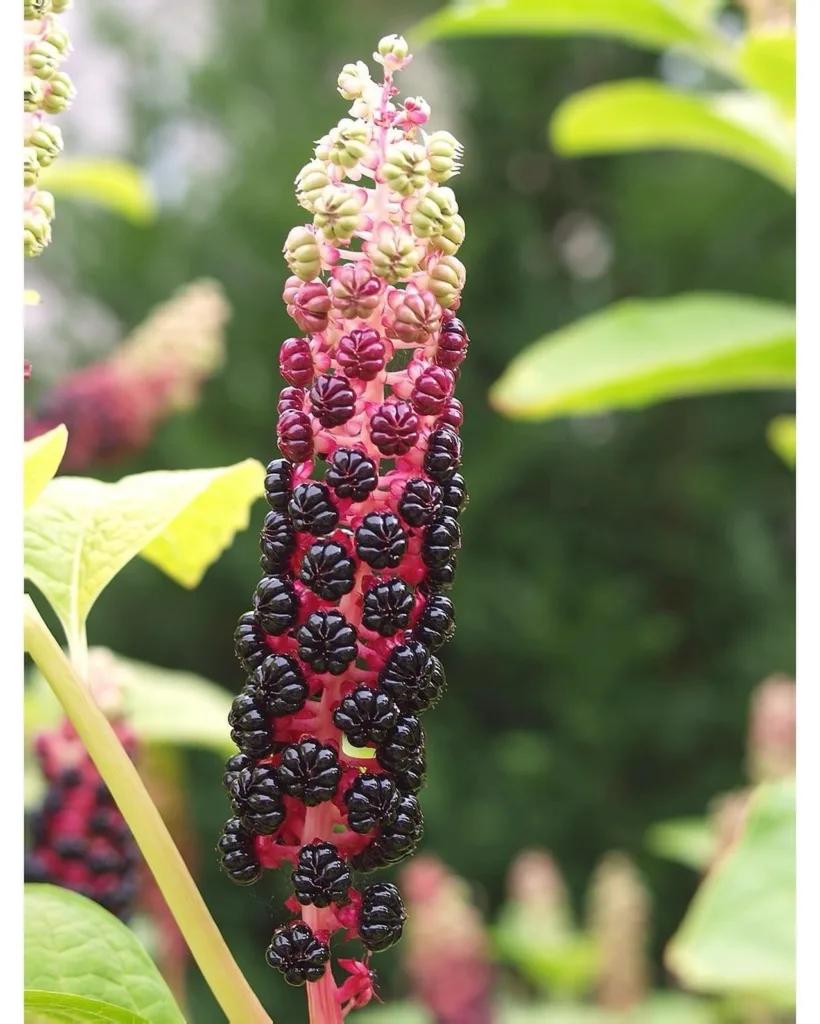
[
  {"left": 219, "top": 35, "right": 469, "bottom": 1015},
  {"left": 24, "top": 0, "right": 76, "bottom": 257}
]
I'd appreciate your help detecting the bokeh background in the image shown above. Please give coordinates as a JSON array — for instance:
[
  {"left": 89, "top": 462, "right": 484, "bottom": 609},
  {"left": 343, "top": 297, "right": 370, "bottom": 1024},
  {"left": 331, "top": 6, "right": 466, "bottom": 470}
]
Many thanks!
[{"left": 24, "top": 1, "right": 795, "bottom": 1021}]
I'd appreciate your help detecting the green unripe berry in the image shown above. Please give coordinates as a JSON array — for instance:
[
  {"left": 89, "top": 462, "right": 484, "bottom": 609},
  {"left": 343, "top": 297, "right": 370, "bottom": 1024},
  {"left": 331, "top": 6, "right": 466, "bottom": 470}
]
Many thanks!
[
  {"left": 284, "top": 226, "right": 322, "bottom": 282},
  {"left": 26, "top": 123, "right": 63, "bottom": 167},
  {"left": 24, "top": 0, "right": 52, "bottom": 19},
  {"left": 324, "top": 119, "right": 371, "bottom": 170},
  {"left": 24, "top": 76, "right": 45, "bottom": 112},
  {"left": 295, "top": 160, "right": 332, "bottom": 212},
  {"left": 42, "top": 72, "right": 75, "bottom": 114},
  {"left": 24, "top": 207, "right": 51, "bottom": 258},
  {"left": 430, "top": 214, "right": 466, "bottom": 256},
  {"left": 426, "top": 255, "right": 465, "bottom": 309},
  {"left": 23, "top": 147, "right": 40, "bottom": 188},
  {"left": 410, "top": 187, "right": 458, "bottom": 238},
  {"left": 381, "top": 142, "right": 431, "bottom": 197},
  {"left": 426, "top": 131, "right": 463, "bottom": 184},
  {"left": 28, "top": 41, "right": 61, "bottom": 81},
  {"left": 313, "top": 186, "right": 365, "bottom": 242},
  {"left": 367, "top": 226, "right": 420, "bottom": 284}
]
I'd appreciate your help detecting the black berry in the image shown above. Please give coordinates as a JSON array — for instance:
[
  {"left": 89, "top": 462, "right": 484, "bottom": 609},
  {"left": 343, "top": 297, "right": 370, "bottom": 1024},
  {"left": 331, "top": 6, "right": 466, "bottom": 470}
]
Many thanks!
[
  {"left": 423, "top": 427, "right": 462, "bottom": 482},
  {"left": 292, "top": 841, "right": 351, "bottom": 908},
  {"left": 344, "top": 772, "right": 401, "bottom": 834},
  {"left": 266, "top": 921, "right": 330, "bottom": 986},
  {"left": 228, "top": 760, "right": 285, "bottom": 835},
  {"left": 288, "top": 482, "right": 339, "bottom": 536},
  {"left": 332, "top": 687, "right": 400, "bottom": 747},
  {"left": 264, "top": 459, "right": 293, "bottom": 512},
  {"left": 362, "top": 578, "right": 414, "bottom": 636},
  {"left": 325, "top": 448, "right": 378, "bottom": 502},
  {"left": 296, "top": 610, "right": 358, "bottom": 675},
  {"left": 222, "top": 752, "right": 253, "bottom": 793},
  {"left": 351, "top": 794, "right": 423, "bottom": 871},
  {"left": 393, "top": 753, "right": 427, "bottom": 794},
  {"left": 376, "top": 715, "right": 424, "bottom": 774},
  {"left": 398, "top": 478, "right": 442, "bottom": 527},
  {"left": 359, "top": 882, "right": 407, "bottom": 952},
  {"left": 228, "top": 691, "right": 274, "bottom": 757},
  {"left": 253, "top": 576, "right": 298, "bottom": 635},
  {"left": 422, "top": 555, "right": 458, "bottom": 592},
  {"left": 275, "top": 739, "right": 341, "bottom": 805},
  {"left": 422, "top": 516, "right": 461, "bottom": 569},
  {"left": 413, "top": 595, "right": 456, "bottom": 651},
  {"left": 310, "top": 372, "right": 357, "bottom": 427},
  {"left": 355, "top": 513, "right": 407, "bottom": 570},
  {"left": 218, "top": 817, "right": 261, "bottom": 885},
  {"left": 300, "top": 540, "right": 356, "bottom": 600},
  {"left": 234, "top": 612, "right": 270, "bottom": 673},
  {"left": 260, "top": 511, "right": 296, "bottom": 576},
  {"left": 440, "top": 473, "right": 467, "bottom": 518},
  {"left": 378, "top": 642, "right": 443, "bottom": 714},
  {"left": 250, "top": 654, "right": 309, "bottom": 717}
]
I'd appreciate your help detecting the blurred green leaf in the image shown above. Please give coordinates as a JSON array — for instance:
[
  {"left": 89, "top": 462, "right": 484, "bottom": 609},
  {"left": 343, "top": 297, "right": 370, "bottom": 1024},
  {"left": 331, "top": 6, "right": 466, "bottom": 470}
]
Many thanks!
[
  {"left": 357, "top": 1006, "right": 430, "bottom": 1024},
  {"left": 550, "top": 81, "right": 794, "bottom": 191},
  {"left": 767, "top": 415, "right": 795, "bottom": 467},
  {"left": 412, "top": 0, "right": 708, "bottom": 51},
  {"left": 24, "top": 460, "right": 265, "bottom": 650},
  {"left": 490, "top": 293, "right": 795, "bottom": 421},
  {"left": 737, "top": 30, "right": 795, "bottom": 115},
  {"left": 24, "top": 425, "right": 68, "bottom": 511},
  {"left": 25, "top": 885, "right": 186, "bottom": 1024},
  {"left": 25, "top": 989, "right": 150, "bottom": 1024},
  {"left": 665, "top": 779, "right": 795, "bottom": 1006},
  {"left": 646, "top": 816, "right": 715, "bottom": 870},
  {"left": 38, "top": 159, "right": 157, "bottom": 224}
]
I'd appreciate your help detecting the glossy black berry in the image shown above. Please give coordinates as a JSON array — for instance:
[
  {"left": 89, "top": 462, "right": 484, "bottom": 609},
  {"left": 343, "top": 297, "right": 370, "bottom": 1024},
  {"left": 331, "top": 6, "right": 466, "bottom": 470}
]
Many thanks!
[
  {"left": 250, "top": 654, "right": 309, "bottom": 717},
  {"left": 228, "top": 761, "right": 284, "bottom": 835},
  {"left": 440, "top": 473, "right": 468, "bottom": 518},
  {"left": 423, "top": 427, "right": 462, "bottom": 482},
  {"left": 228, "top": 691, "right": 274, "bottom": 757},
  {"left": 325, "top": 447, "right": 378, "bottom": 502},
  {"left": 264, "top": 459, "right": 293, "bottom": 512},
  {"left": 296, "top": 610, "right": 358, "bottom": 675},
  {"left": 275, "top": 739, "right": 341, "bottom": 806},
  {"left": 288, "top": 482, "right": 339, "bottom": 536},
  {"left": 413, "top": 595, "right": 456, "bottom": 652},
  {"left": 355, "top": 513, "right": 407, "bottom": 570},
  {"left": 344, "top": 772, "right": 400, "bottom": 835},
  {"left": 260, "top": 511, "right": 296, "bottom": 576},
  {"left": 351, "top": 794, "right": 424, "bottom": 871},
  {"left": 218, "top": 817, "right": 261, "bottom": 885},
  {"left": 376, "top": 715, "right": 424, "bottom": 774},
  {"left": 292, "top": 841, "right": 351, "bottom": 908},
  {"left": 398, "top": 478, "right": 442, "bottom": 528},
  {"left": 362, "top": 578, "right": 414, "bottom": 637},
  {"left": 378, "top": 642, "right": 444, "bottom": 714},
  {"left": 422, "top": 516, "right": 461, "bottom": 570},
  {"left": 300, "top": 540, "right": 356, "bottom": 600},
  {"left": 393, "top": 752, "right": 427, "bottom": 794},
  {"left": 422, "top": 555, "right": 458, "bottom": 592},
  {"left": 333, "top": 687, "right": 400, "bottom": 748},
  {"left": 222, "top": 753, "right": 253, "bottom": 793},
  {"left": 234, "top": 612, "right": 270, "bottom": 673},
  {"left": 253, "top": 576, "right": 298, "bottom": 635},
  {"left": 359, "top": 882, "right": 407, "bottom": 952},
  {"left": 266, "top": 921, "right": 330, "bottom": 986}
]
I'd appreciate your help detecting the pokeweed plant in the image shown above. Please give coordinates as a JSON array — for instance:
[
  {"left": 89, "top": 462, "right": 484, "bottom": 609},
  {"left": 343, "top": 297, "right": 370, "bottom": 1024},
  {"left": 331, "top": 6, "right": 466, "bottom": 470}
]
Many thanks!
[{"left": 218, "top": 33, "right": 469, "bottom": 1023}]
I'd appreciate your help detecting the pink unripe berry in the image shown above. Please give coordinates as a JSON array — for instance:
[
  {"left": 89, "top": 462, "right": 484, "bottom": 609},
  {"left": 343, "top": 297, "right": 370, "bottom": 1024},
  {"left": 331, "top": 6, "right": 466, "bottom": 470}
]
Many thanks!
[
  {"left": 438, "top": 397, "right": 464, "bottom": 430},
  {"left": 369, "top": 400, "right": 419, "bottom": 456},
  {"left": 435, "top": 316, "right": 469, "bottom": 370},
  {"left": 410, "top": 365, "right": 454, "bottom": 416},
  {"left": 280, "top": 337, "right": 315, "bottom": 388},
  {"left": 286, "top": 280, "right": 332, "bottom": 334},
  {"left": 310, "top": 373, "right": 357, "bottom": 427},
  {"left": 330, "top": 263, "right": 383, "bottom": 320},
  {"left": 337, "top": 328, "right": 388, "bottom": 382},
  {"left": 277, "top": 408, "right": 314, "bottom": 463},
  {"left": 278, "top": 386, "right": 306, "bottom": 414},
  {"left": 387, "top": 287, "right": 442, "bottom": 346}
]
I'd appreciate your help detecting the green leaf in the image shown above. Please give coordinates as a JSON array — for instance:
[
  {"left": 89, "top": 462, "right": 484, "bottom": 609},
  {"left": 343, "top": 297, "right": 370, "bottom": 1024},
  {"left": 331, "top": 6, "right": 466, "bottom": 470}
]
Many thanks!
[
  {"left": 550, "top": 81, "right": 794, "bottom": 191},
  {"left": 490, "top": 293, "right": 795, "bottom": 421},
  {"left": 412, "top": 0, "right": 708, "bottom": 52},
  {"left": 767, "top": 414, "right": 795, "bottom": 467},
  {"left": 737, "top": 30, "right": 795, "bottom": 115},
  {"left": 665, "top": 780, "right": 795, "bottom": 1005},
  {"left": 24, "top": 426, "right": 68, "bottom": 511},
  {"left": 24, "top": 460, "right": 264, "bottom": 649},
  {"left": 38, "top": 159, "right": 157, "bottom": 224},
  {"left": 646, "top": 816, "right": 714, "bottom": 870},
  {"left": 25, "top": 885, "right": 186, "bottom": 1024},
  {"left": 25, "top": 990, "right": 150, "bottom": 1024}
]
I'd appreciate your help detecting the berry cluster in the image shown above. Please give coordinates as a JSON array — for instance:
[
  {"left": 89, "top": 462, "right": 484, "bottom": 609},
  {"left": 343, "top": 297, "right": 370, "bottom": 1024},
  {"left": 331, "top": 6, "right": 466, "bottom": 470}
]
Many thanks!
[
  {"left": 25, "top": 716, "right": 140, "bottom": 921},
  {"left": 218, "top": 35, "right": 468, "bottom": 1017}
]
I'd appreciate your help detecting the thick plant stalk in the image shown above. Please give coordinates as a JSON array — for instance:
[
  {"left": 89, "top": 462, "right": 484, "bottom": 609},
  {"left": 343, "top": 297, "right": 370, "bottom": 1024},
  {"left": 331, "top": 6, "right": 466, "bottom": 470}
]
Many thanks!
[
  {"left": 23, "top": 597, "right": 272, "bottom": 1024},
  {"left": 218, "top": 33, "right": 469, "bottom": 1022}
]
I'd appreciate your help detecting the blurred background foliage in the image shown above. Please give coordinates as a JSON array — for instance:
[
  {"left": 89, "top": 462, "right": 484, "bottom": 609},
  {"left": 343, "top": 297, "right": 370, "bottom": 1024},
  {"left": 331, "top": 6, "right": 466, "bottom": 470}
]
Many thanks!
[{"left": 24, "top": 0, "right": 794, "bottom": 1020}]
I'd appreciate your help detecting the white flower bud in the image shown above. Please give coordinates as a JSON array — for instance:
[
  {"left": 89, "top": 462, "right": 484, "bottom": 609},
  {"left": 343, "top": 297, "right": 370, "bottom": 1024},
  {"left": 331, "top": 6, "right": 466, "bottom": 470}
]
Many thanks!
[{"left": 338, "top": 61, "right": 371, "bottom": 101}]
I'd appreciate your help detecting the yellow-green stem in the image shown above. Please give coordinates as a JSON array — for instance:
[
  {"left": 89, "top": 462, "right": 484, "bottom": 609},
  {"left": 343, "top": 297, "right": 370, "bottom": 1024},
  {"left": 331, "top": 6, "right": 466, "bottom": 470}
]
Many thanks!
[{"left": 23, "top": 596, "right": 272, "bottom": 1024}]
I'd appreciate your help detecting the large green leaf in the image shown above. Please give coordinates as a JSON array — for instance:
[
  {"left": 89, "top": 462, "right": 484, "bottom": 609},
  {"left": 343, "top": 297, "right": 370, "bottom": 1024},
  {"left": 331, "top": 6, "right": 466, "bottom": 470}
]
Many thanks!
[
  {"left": 767, "top": 414, "right": 795, "bottom": 468},
  {"left": 24, "top": 425, "right": 68, "bottom": 511},
  {"left": 412, "top": 0, "right": 709, "bottom": 51},
  {"left": 25, "top": 990, "right": 150, "bottom": 1024},
  {"left": 38, "top": 159, "right": 157, "bottom": 224},
  {"left": 24, "top": 460, "right": 264, "bottom": 650},
  {"left": 550, "top": 81, "right": 794, "bottom": 191},
  {"left": 665, "top": 780, "right": 795, "bottom": 1006},
  {"left": 490, "top": 293, "right": 795, "bottom": 421},
  {"left": 737, "top": 29, "right": 795, "bottom": 115},
  {"left": 645, "top": 816, "right": 714, "bottom": 871},
  {"left": 25, "top": 885, "right": 186, "bottom": 1024}
]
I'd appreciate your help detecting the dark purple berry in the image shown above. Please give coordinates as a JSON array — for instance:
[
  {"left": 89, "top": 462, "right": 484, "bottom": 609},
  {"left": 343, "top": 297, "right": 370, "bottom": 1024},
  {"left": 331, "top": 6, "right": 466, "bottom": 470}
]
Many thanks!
[
  {"left": 291, "top": 841, "right": 351, "bottom": 908},
  {"left": 260, "top": 511, "right": 296, "bottom": 576},
  {"left": 359, "top": 882, "right": 406, "bottom": 952},
  {"left": 370, "top": 400, "right": 419, "bottom": 457},
  {"left": 277, "top": 409, "right": 314, "bottom": 463},
  {"left": 436, "top": 316, "right": 469, "bottom": 370},
  {"left": 228, "top": 691, "right": 274, "bottom": 757},
  {"left": 333, "top": 687, "right": 400, "bottom": 748},
  {"left": 296, "top": 610, "right": 358, "bottom": 675},
  {"left": 218, "top": 817, "right": 261, "bottom": 885},
  {"left": 398, "top": 478, "right": 442, "bottom": 528},
  {"left": 337, "top": 328, "right": 387, "bottom": 382},
  {"left": 234, "top": 612, "right": 270, "bottom": 673},
  {"left": 438, "top": 397, "right": 463, "bottom": 430},
  {"left": 300, "top": 540, "right": 356, "bottom": 600},
  {"left": 410, "top": 365, "right": 454, "bottom": 416},
  {"left": 280, "top": 337, "right": 314, "bottom": 388},
  {"left": 422, "top": 555, "right": 458, "bottom": 592},
  {"left": 378, "top": 642, "right": 443, "bottom": 714},
  {"left": 422, "top": 516, "right": 461, "bottom": 570},
  {"left": 393, "top": 753, "right": 427, "bottom": 794},
  {"left": 278, "top": 386, "right": 306, "bottom": 414},
  {"left": 362, "top": 578, "right": 414, "bottom": 636},
  {"left": 275, "top": 739, "right": 341, "bottom": 806},
  {"left": 376, "top": 715, "right": 424, "bottom": 774},
  {"left": 250, "top": 654, "right": 308, "bottom": 717},
  {"left": 288, "top": 482, "right": 339, "bottom": 536},
  {"left": 310, "top": 372, "right": 357, "bottom": 427},
  {"left": 440, "top": 473, "right": 467, "bottom": 519},
  {"left": 265, "top": 921, "right": 330, "bottom": 986},
  {"left": 264, "top": 458, "right": 293, "bottom": 512},
  {"left": 413, "top": 595, "right": 456, "bottom": 652},
  {"left": 355, "top": 513, "right": 407, "bottom": 570},
  {"left": 344, "top": 772, "right": 401, "bottom": 834},
  {"left": 423, "top": 427, "right": 462, "bottom": 482},
  {"left": 222, "top": 752, "right": 253, "bottom": 793},
  {"left": 253, "top": 576, "right": 298, "bottom": 635},
  {"left": 228, "top": 761, "right": 285, "bottom": 835},
  {"left": 325, "top": 447, "right": 378, "bottom": 502}
]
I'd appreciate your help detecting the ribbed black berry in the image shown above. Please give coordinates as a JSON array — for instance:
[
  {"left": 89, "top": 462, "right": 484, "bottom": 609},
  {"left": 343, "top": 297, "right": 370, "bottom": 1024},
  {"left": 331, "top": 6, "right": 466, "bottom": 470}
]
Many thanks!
[
  {"left": 332, "top": 687, "right": 400, "bottom": 747},
  {"left": 264, "top": 459, "right": 293, "bottom": 512},
  {"left": 250, "top": 653, "right": 309, "bottom": 716},
  {"left": 413, "top": 595, "right": 456, "bottom": 651},
  {"left": 260, "top": 511, "right": 296, "bottom": 576},
  {"left": 296, "top": 610, "right": 358, "bottom": 675},
  {"left": 288, "top": 482, "right": 339, "bottom": 535},
  {"left": 440, "top": 472, "right": 468, "bottom": 518},
  {"left": 423, "top": 427, "right": 462, "bottom": 482},
  {"left": 376, "top": 715, "right": 424, "bottom": 774},
  {"left": 393, "top": 753, "right": 427, "bottom": 794},
  {"left": 253, "top": 576, "right": 299, "bottom": 635},
  {"left": 265, "top": 921, "right": 330, "bottom": 986},
  {"left": 222, "top": 752, "right": 253, "bottom": 793},
  {"left": 299, "top": 540, "right": 356, "bottom": 600},
  {"left": 361, "top": 578, "right": 414, "bottom": 636},
  {"left": 378, "top": 642, "right": 444, "bottom": 714},
  {"left": 359, "top": 882, "right": 407, "bottom": 952},
  {"left": 422, "top": 516, "right": 462, "bottom": 570},
  {"left": 218, "top": 817, "right": 261, "bottom": 885},
  {"left": 325, "top": 447, "right": 378, "bottom": 502},
  {"left": 398, "top": 478, "right": 442, "bottom": 527},
  {"left": 422, "top": 555, "right": 458, "bottom": 592},
  {"left": 228, "top": 691, "right": 274, "bottom": 757},
  {"left": 310, "top": 372, "right": 357, "bottom": 427},
  {"left": 344, "top": 772, "right": 401, "bottom": 834},
  {"left": 291, "top": 841, "right": 351, "bottom": 908},
  {"left": 355, "top": 512, "right": 407, "bottom": 570},
  {"left": 234, "top": 612, "right": 270, "bottom": 673},
  {"left": 351, "top": 794, "right": 424, "bottom": 871},
  {"left": 275, "top": 739, "right": 341, "bottom": 805},
  {"left": 228, "top": 760, "right": 285, "bottom": 835}
]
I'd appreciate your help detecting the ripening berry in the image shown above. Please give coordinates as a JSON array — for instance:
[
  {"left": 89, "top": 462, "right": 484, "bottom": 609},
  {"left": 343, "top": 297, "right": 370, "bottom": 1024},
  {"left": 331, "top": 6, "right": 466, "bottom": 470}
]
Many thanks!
[
  {"left": 218, "top": 817, "right": 262, "bottom": 885},
  {"left": 325, "top": 447, "right": 378, "bottom": 502},
  {"left": 410, "top": 365, "right": 454, "bottom": 416},
  {"left": 229, "top": 691, "right": 274, "bottom": 757},
  {"left": 250, "top": 654, "right": 309, "bottom": 717},
  {"left": 379, "top": 642, "right": 444, "bottom": 713},
  {"left": 288, "top": 483, "right": 339, "bottom": 536},
  {"left": 277, "top": 408, "right": 314, "bottom": 463},
  {"left": 422, "top": 516, "right": 462, "bottom": 570},
  {"left": 413, "top": 595, "right": 456, "bottom": 651},
  {"left": 260, "top": 511, "right": 297, "bottom": 576},
  {"left": 333, "top": 687, "right": 400, "bottom": 748},
  {"left": 278, "top": 386, "right": 306, "bottom": 415},
  {"left": 279, "top": 338, "right": 314, "bottom": 388},
  {"left": 438, "top": 397, "right": 464, "bottom": 430},
  {"left": 229, "top": 761, "right": 285, "bottom": 835},
  {"left": 359, "top": 882, "right": 407, "bottom": 952},
  {"left": 310, "top": 373, "right": 357, "bottom": 428},
  {"left": 370, "top": 400, "right": 420, "bottom": 457},
  {"left": 436, "top": 316, "right": 469, "bottom": 370},
  {"left": 344, "top": 772, "right": 401, "bottom": 834},
  {"left": 376, "top": 715, "right": 424, "bottom": 774},
  {"left": 253, "top": 576, "right": 299, "bottom": 635},
  {"left": 440, "top": 473, "right": 467, "bottom": 519},
  {"left": 266, "top": 921, "right": 330, "bottom": 986},
  {"left": 234, "top": 612, "right": 270, "bottom": 673},
  {"left": 264, "top": 458, "right": 293, "bottom": 511},
  {"left": 337, "top": 329, "right": 388, "bottom": 382},
  {"left": 330, "top": 263, "right": 383, "bottom": 320},
  {"left": 296, "top": 610, "right": 358, "bottom": 675},
  {"left": 398, "top": 478, "right": 442, "bottom": 527},
  {"left": 424, "top": 427, "right": 462, "bottom": 482},
  {"left": 355, "top": 512, "right": 407, "bottom": 570},
  {"left": 276, "top": 739, "right": 341, "bottom": 806},
  {"left": 362, "top": 578, "right": 414, "bottom": 636},
  {"left": 292, "top": 842, "right": 351, "bottom": 908},
  {"left": 300, "top": 540, "right": 356, "bottom": 600}
]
